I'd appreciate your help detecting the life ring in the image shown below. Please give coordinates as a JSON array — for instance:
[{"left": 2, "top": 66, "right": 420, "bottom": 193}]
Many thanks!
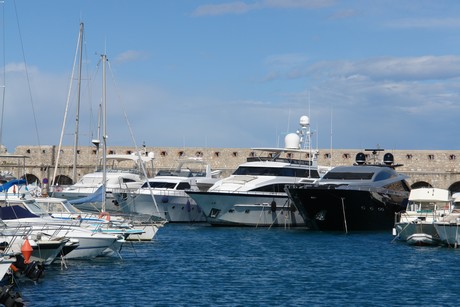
[{"left": 98, "top": 212, "right": 111, "bottom": 221}]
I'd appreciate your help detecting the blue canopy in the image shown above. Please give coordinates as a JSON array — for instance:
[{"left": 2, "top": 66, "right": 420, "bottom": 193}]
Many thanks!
[
  {"left": 0, "top": 179, "right": 27, "bottom": 192},
  {"left": 69, "top": 185, "right": 105, "bottom": 205}
]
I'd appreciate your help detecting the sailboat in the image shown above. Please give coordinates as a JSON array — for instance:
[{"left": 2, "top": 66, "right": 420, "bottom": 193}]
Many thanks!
[
  {"left": 49, "top": 27, "right": 165, "bottom": 239},
  {"left": 51, "top": 25, "right": 153, "bottom": 214}
]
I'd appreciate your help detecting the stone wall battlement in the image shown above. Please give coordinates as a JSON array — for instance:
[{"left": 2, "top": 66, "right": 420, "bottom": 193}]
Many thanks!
[{"left": 1, "top": 145, "right": 460, "bottom": 191}]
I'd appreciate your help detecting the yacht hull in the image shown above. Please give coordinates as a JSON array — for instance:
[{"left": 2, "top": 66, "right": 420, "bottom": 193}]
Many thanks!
[
  {"left": 287, "top": 187, "right": 407, "bottom": 231},
  {"left": 434, "top": 223, "right": 460, "bottom": 247},
  {"left": 394, "top": 222, "right": 440, "bottom": 246},
  {"left": 114, "top": 192, "right": 206, "bottom": 223},
  {"left": 187, "top": 191, "right": 306, "bottom": 227}
]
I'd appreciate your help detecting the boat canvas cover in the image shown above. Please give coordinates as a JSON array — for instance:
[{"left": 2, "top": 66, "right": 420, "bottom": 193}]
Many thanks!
[
  {"left": 0, "top": 179, "right": 27, "bottom": 192},
  {"left": 408, "top": 188, "right": 450, "bottom": 202},
  {"left": 68, "top": 185, "right": 104, "bottom": 205}
]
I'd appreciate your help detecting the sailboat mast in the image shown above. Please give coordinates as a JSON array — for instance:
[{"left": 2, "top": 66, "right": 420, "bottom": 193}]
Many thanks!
[
  {"left": 72, "top": 22, "right": 84, "bottom": 182},
  {"left": 101, "top": 53, "right": 107, "bottom": 211}
]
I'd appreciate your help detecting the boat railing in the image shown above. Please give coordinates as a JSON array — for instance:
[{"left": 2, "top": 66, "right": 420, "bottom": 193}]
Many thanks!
[
  {"left": 246, "top": 156, "right": 314, "bottom": 166},
  {"left": 0, "top": 224, "right": 34, "bottom": 255},
  {"left": 197, "top": 189, "right": 287, "bottom": 197}
]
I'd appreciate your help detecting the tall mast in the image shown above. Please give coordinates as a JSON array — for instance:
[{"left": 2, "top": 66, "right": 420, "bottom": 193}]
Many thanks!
[
  {"left": 72, "top": 22, "right": 84, "bottom": 182},
  {"left": 52, "top": 22, "right": 84, "bottom": 188},
  {"left": 101, "top": 53, "right": 107, "bottom": 211}
]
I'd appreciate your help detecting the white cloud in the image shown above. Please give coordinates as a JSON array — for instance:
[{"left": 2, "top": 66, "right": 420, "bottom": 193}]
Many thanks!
[
  {"left": 305, "top": 56, "right": 460, "bottom": 82},
  {"left": 113, "top": 50, "right": 149, "bottom": 64},
  {"left": 192, "top": 0, "right": 336, "bottom": 16}
]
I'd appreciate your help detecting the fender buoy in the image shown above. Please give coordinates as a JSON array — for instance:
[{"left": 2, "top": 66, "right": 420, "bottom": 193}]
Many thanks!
[
  {"left": 21, "top": 239, "right": 33, "bottom": 264},
  {"left": 10, "top": 264, "right": 18, "bottom": 273},
  {"left": 271, "top": 200, "right": 277, "bottom": 212}
]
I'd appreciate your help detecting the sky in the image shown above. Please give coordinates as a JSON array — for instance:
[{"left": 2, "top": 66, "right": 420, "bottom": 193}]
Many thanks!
[{"left": 1, "top": 0, "right": 460, "bottom": 152}]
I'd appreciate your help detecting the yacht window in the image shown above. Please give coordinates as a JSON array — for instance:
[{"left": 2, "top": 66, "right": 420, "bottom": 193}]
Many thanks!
[
  {"left": 176, "top": 182, "right": 191, "bottom": 190},
  {"left": 233, "top": 166, "right": 320, "bottom": 178},
  {"left": 373, "top": 171, "right": 395, "bottom": 181},
  {"left": 252, "top": 184, "right": 288, "bottom": 193},
  {"left": 122, "top": 178, "right": 137, "bottom": 183},
  {"left": 142, "top": 181, "right": 176, "bottom": 189},
  {"left": 324, "top": 172, "right": 374, "bottom": 180},
  {"left": 383, "top": 180, "right": 411, "bottom": 192}
]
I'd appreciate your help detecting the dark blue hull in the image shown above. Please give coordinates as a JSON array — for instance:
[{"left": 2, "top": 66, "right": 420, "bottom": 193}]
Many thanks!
[{"left": 287, "top": 187, "right": 408, "bottom": 231}]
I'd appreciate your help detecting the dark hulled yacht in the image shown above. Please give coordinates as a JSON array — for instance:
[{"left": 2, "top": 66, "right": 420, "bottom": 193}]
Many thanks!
[{"left": 285, "top": 150, "right": 410, "bottom": 231}]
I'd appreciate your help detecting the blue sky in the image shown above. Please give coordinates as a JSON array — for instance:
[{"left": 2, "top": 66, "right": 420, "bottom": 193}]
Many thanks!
[{"left": 1, "top": 0, "right": 460, "bottom": 151}]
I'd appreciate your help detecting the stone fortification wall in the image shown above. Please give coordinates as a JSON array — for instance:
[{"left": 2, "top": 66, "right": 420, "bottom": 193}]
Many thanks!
[{"left": 1, "top": 145, "right": 460, "bottom": 190}]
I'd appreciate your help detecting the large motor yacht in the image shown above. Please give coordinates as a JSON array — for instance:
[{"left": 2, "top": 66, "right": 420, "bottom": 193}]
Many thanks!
[
  {"left": 286, "top": 149, "right": 411, "bottom": 231},
  {"left": 186, "top": 116, "right": 330, "bottom": 227}
]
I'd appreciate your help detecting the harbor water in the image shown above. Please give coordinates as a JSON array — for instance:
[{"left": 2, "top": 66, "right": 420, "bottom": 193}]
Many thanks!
[{"left": 19, "top": 224, "right": 460, "bottom": 306}]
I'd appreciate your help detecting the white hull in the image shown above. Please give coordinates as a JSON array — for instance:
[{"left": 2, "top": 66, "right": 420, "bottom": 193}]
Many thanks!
[
  {"left": 434, "top": 223, "right": 460, "bottom": 247},
  {"left": 4, "top": 219, "right": 121, "bottom": 259},
  {"left": 64, "top": 235, "right": 119, "bottom": 259},
  {"left": 126, "top": 224, "right": 160, "bottom": 241},
  {"left": 188, "top": 192, "right": 305, "bottom": 227},
  {"left": 0, "top": 256, "right": 15, "bottom": 280},
  {"left": 394, "top": 222, "right": 440, "bottom": 246},
  {"left": 115, "top": 192, "right": 206, "bottom": 223},
  {"left": 0, "top": 230, "right": 66, "bottom": 265}
]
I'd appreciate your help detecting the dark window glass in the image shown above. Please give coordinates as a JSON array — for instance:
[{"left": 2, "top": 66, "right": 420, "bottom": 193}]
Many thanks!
[
  {"left": 176, "top": 182, "right": 191, "bottom": 190},
  {"left": 142, "top": 181, "right": 176, "bottom": 189},
  {"left": 324, "top": 172, "right": 374, "bottom": 180},
  {"left": 233, "top": 166, "right": 320, "bottom": 178},
  {"left": 252, "top": 184, "right": 288, "bottom": 192}
]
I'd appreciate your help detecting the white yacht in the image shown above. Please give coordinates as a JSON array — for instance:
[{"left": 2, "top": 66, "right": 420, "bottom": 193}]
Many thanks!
[
  {"left": 113, "top": 157, "right": 221, "bottom": 222},
  {"left": 433, "top": 194, "right": 460, "bottom": 247},
  {"left": 0, "top": 196, "right": 124, "bottom": 259},
  {"left": 33, "top": 196, "right": 162, "bottom": 241},
  {"left": 393, "top": 188, "right": 452, "bottom": 245},
  {"left": 52, "top": 153, "right": 155, "bottom": 213},
  {"left": 186, "top": 116, "right": 331, "bottom": 227},
  {"left": 0, "top": 223, "right": 71, "bottom": 265}
]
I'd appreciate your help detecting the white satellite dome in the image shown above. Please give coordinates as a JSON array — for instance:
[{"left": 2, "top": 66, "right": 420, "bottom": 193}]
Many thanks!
[
  {"left": 284, "top": 133, "right": 300, "bottom": 149},
  {"left": 299, "top": 115, "right": 309, "bottom": 127}
]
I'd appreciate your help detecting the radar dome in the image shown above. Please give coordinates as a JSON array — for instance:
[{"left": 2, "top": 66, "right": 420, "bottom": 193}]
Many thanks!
[
  {"left": 383, "top": 153, "right": 394, "bottom": 165},
  {"left": 299, "top": 115, "right": 309, "bottom": 127},
  {"left": 355, "top": 152, "right": 366, "bottom": 165},
  {"left": 285, "top": 133, "right": 300, "bottom": 149}
]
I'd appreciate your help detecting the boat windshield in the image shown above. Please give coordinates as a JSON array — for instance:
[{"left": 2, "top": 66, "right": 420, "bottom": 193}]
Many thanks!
[
  {"left": 156, "top": 169, "right": 207, "bottom": 178},
  {"left": 142, "top": 181, "right": 177, "bottom": 189},
  {"left": 36, "top": 200, "right": 82, "bottom": 214},
  {"left": 407, "top": 201, "right": 450, "bottom": 212},
  {"left": 22, "top": 200, "right": 48, "bottom": 215},
  {"left": 252, "top": 183, "right": 289, "bottom": 193},
  {"left": 323, "top": 172, "right": 374, "bottom": 180},
  {"left": 233, "top": 166, "right": 320, "bottom": 178}
]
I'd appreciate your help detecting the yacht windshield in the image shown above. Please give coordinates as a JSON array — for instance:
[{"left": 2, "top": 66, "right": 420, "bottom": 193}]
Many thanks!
[
  {"left": 24, "top": 200, "right": 48, "bottom": 215},
  {"left": 142, "top": 181, "right": 177, "bottom": 189},
  {"left": 323, "top": 172, "right": 374, "bottom": 180}
]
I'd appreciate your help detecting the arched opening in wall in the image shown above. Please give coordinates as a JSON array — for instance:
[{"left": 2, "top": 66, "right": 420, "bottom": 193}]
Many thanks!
[
  {"left": 448, "top": 182, "right": 460, "bottom": 194},
  {"left": 22, "top": 174, "right": 40, "bottom": 185},
  {"left": 54, "top": 175, "right": 73, "bottom": 186},
  {"left": 411, "top": 181, "right": 432, "bottom": 189}
]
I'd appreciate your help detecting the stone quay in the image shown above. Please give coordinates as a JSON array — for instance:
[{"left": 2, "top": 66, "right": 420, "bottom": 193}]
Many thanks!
[{"left": 1, "top": 145, "right": 460, "bottom": 193}]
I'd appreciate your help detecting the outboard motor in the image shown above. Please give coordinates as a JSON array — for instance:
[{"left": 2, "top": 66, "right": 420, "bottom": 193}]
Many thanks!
[
  {"left": 383, "top": 153, "right": 394, "bottom": 166},
  {"left": 355, "top": 152, "right": 366, "bottom": 165}
]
